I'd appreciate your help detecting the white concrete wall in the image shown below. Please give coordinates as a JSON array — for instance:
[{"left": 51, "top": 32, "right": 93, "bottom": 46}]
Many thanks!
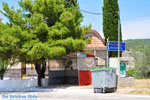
[
  {"left": 109, "top": 58, "right": 119, "bottom": 76},
  {"left": 0, "top": 78, "right": 37, "bottom": 89},
  {"left": 109, "top": 57, "right": 135, "bottom": 77},
  {"left": 109, "top": 57, "right": 134, "bottom": 69},
  {"left": 109, "top": 58, "right": 119, "bottom": 69},
  {"left": 41, "top": 78, "right": 49, "bottom": 87}
]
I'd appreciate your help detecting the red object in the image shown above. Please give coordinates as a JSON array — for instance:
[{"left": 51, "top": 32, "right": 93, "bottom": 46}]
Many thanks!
[
  {"left": 0, "top": 18, "right": 2, "bottom": 21},
  {"left": 86, "top": 53, "right": 95, "bottom": 57},
  {"left": 79, "top": 70, "right": 92, "bottom": 86}
]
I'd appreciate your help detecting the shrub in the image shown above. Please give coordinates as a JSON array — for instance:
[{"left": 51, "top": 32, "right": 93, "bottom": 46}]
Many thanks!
[{"left": 128, "top": 69, "right": 136, "bottom": 77}]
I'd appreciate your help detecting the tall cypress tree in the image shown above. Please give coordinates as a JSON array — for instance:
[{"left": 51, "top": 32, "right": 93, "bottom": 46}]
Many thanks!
[{"left": 103, "top": 0, "right": 122, "bottom": 57}]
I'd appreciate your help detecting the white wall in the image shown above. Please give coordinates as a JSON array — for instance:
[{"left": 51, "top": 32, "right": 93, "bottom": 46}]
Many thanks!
[
  {"left": 109, "top": 58, "right": 119, "bottom": 69},
  {"left": 0, "top": 78, "right": 37, "bottom": 89},
  {"left": 109, "top": 57, "right": 135, "bottom": 77},
  {"left": 109, "top": 58, "right": 119, "bottom": 76}
]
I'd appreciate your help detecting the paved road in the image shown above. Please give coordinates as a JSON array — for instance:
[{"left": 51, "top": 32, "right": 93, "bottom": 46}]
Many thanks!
[{"left": 1, "top": 92, "right": 150, "bottom": 100}]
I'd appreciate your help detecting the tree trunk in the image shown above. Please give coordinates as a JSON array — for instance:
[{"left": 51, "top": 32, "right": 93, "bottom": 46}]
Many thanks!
[
  {"left": 41, "top": 62, "right": 46, "bottom": 78},
  {"left": 0, "top": 74, "right": 3, "bottom": 80},
  {"left": 35, "top": 63, "right": 41, "bottom": 86},
  {"left": 34, "top": 60, "right": 46, "bottom": 86}
]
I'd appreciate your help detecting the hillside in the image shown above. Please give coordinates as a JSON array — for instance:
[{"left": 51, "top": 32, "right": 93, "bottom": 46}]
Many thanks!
[{"left": 125, "top": 39, "right": 150, "bottom": 51}]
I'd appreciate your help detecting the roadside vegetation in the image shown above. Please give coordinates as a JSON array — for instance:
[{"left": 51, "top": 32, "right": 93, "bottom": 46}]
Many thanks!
[{"left": 125, "top": 39, "right": 150, "bottom": 79}]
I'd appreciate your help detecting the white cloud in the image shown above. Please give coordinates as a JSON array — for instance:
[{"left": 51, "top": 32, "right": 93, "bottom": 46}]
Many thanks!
[{"left": 122, "top": 18, "right": 150, "bottom": 40}]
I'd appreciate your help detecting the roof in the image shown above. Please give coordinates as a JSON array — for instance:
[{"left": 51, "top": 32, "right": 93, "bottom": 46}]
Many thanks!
[{"left": 84, "top": 29, "right": 106, "bottom": 50}]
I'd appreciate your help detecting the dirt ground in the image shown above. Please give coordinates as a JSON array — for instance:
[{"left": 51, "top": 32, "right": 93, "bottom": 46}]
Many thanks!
[
  {"left": 117, "top": 79, "right": 150, "bottom": 95},
  {"left": 79, "top": 79, "right": 150, "bottom": 95}
]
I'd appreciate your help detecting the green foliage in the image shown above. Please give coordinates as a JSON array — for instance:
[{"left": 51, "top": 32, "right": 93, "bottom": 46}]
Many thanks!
[
  {"left": 65, "top": 0, "right": 77, "bottom": 7},
  {"left": 65, "top": 60, "right": 72, "bottom": 68},
  {"left": 103, "top": 0, "right": 122, "bottom": 57},
  {"left": 135, "top": 46, "right": 150, "bottom": 78},
  {"left": 0, "top": 0, "right": 91, "bottom": 83},
  {"left": 125, "top": 39, "right": 150, "bottom": 51},
  {"left": 128, "top": 69, "right": 136, "bottom": 77},
  {"left": 126, "top": 40, "right": 150, "bottom": 79},
  {"left": 0, "top": 0, "right": 90, "bottom": 64}
]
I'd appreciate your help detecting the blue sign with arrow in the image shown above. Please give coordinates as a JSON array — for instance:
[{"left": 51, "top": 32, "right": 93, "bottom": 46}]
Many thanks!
[{"left": 107, "top": 41, "right": 126, "bottom": 51}]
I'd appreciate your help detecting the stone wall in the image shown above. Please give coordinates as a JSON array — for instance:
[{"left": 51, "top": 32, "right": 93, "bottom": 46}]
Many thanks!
[{"left": 119, "top": 77, "right": 135, "bottom": 87}]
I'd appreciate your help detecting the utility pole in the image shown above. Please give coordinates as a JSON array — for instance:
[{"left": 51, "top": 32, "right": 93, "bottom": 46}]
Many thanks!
[{"left": 118, "top": 11, "right": 120, "bottom": 77}]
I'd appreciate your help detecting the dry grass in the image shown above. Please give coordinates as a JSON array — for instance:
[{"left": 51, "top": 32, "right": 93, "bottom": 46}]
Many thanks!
[
  {"left": 117, "top": 79, "right": 150, "bottom": 95},
  {"left": 79, "top": 79, "right": 150, "bottom": 95},
  {"left": 133, "top": 79, "right": 150, "bottom": 89}
]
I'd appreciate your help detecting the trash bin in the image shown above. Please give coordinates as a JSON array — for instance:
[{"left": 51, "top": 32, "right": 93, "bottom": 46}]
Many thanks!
[{"left": 91, "top": 67, "right": 117, "bottom": 93}]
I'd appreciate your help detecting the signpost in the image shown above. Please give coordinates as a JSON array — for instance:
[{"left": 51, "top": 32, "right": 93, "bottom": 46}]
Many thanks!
[
  {"left": 106, "top": 41, "right": 126, "bottom": 78},
  {"left": 107, "top": 41, "right": 126, "bottom": 51},
  {"left": 106, "top": 41, "right": 126, "bottom": 67}
]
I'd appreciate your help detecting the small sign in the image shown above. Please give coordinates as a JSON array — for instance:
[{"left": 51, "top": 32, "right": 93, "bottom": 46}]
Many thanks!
[
  {"left": 107, "top": 41, "right": 126, "bottom": 51},
  {"left": 77, "top": 53, "right": 86, "bottom": 58}
]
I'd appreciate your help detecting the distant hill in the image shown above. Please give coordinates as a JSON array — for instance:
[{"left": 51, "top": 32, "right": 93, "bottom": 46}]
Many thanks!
[{"left": 125, "top": 39, "right": 150, "bottom": 51}]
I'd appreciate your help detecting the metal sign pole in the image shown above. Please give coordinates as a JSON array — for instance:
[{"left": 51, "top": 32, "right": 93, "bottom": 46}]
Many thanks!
[
  {"left": 107, "top": 49, "right": 109, "bottom": 67},
  {"left": 106, "top": 39, "right": 109, "bottom": 67},
  {"left": 118, "top": 11, "right": 120, "bottom": 78}
]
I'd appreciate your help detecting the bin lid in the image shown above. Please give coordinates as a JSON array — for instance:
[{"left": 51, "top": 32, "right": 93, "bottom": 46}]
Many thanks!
[{"left": 90, "top": 66, "right": 116, "bottom": 71}]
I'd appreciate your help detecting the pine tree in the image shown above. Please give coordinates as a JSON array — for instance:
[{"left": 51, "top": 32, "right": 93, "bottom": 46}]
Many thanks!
[
  {"left": 0, "top": 0, "right": 90, "bottom": 86},
  {"left": 103, "top": 0, "right": 122, "bottom": 57},
  {"left": 65, "top": 0, "right": 77, "bottom": 7}
]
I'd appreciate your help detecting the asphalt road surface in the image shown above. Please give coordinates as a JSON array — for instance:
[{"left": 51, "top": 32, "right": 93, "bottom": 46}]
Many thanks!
[{"left": 1, "top": 92, "right": 150, "bottom": 100}]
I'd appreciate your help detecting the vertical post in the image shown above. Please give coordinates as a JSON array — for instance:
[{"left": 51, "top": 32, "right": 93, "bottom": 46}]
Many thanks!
[
  {"left": 118, "top": 11, "right": 120, "bottom": 77},
  {"left": 107, "top": 50, "right": 109, "bottom": 67},
  {"left": 48, "top": 59, "right": 50, "bottom": 84},
  {"left": 94, "top": 50, "right": 96, "bottom": 56},
  {"left": 106, "top": 38, "right": 109, "bottom": 67},
  {"left": 76, "top": 56, "right": 80, "bottom": 86},
  {"left": 21, "top": 62, "right": 26, "bottom": 79}
]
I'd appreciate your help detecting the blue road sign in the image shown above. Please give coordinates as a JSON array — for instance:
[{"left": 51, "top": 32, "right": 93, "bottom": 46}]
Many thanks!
[
  {"left": 107, "top": 41, "right": 126, "bottom": 51},
  {"left": 77, "top": 53, "right": 86, "bottom": 57}
]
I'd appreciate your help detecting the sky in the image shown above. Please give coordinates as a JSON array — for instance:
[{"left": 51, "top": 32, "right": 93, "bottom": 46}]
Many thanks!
[{"left": 0, "top": 0, "right": 150, "bottom": 40}]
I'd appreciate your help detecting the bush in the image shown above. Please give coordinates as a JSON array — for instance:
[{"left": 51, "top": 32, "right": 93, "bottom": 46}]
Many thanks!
[{"left": 128, "top": 69, "right": 136, "bottom": 77}]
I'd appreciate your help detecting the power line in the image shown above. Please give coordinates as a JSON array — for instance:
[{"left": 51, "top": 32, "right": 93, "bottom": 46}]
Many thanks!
[
  {"left": 64, "top": 0, "right": 118, "bottom": 15},
  {"left": 80, "top": 9, "right": 103, "bottom": 15},
  {"left": 80, "top": 9, "right": 118, "bottom": 15}
]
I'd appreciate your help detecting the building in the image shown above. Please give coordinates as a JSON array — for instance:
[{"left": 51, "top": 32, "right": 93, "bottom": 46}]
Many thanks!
[
  {"left": 2, "top": 29, "right": 107, "bottom": 85},
  {"left": 84, "top": 30, "right": 107, "bottom": 66}
]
